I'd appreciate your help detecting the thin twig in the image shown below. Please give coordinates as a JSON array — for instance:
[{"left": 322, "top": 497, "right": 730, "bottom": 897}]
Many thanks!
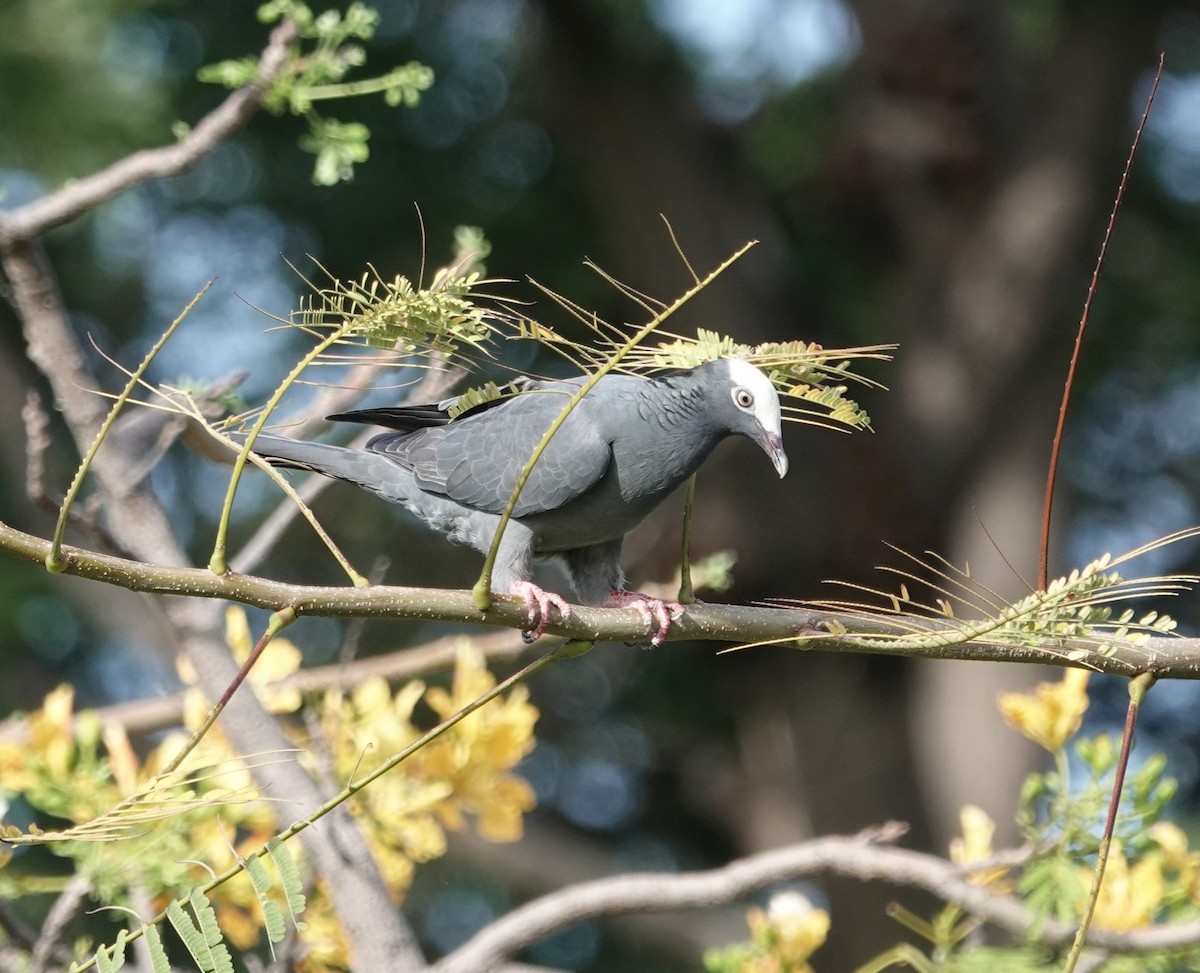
[
  {"left": 1065, "top": 672, "right": 1158, "bottom": 972},
  {"left": 1039, "top": 53, "right": 1164, "bottom": 589},
  {"left": 30, "top": 874, "right": 92, "bottom": 973}
]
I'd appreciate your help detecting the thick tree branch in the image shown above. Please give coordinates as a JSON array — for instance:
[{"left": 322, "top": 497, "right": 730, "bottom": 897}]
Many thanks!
[
  {"left": 2, "top": 519, "right": 1196, "bottom": 677},
  {"left": 432, "top": 823, "right": 1200, "bottom": 972}
]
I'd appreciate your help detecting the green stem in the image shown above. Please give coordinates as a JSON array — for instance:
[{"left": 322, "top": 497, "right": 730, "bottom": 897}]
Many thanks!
[
  {"left": 472, "top": 241, "right": 756, "bottom": 611},
  {"left": 209, "top": 320, "right": 366, "bottom": 585},
  {"left": 301, "top": 66, "right": 427, "bottom": 103},
  {"left": 46, "top": 282, "right": 213, "bottom": 573},
  {"left": 1062, "top": 671, "right": 1156, "bottom": 973}
]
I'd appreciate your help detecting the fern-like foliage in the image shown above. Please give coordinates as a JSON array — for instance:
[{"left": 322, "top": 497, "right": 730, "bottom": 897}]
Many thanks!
[
  {"left": 144, "top": 926, "right": 171, "bottom": 973},
  {"left": 4, "top": 757, "right": 280, "bottom": 847},
  {"left": 267, "top": 835, "right": 308, "bottom": 918},
  {"left": 285, "top": 262, "right": 503, "bottom": 362},
  {"left": 472, "top": 293, "right": 890, "bottom": 434},
  {"left": 168, "top": 892, "right": 235, "bottom": 973},
  {"left": 773, "top": 529, "right": 1200, "bottom": 661},
  {"left": 81, "top": 929, "right": 128, "bottom": 973},
  {"left": 57, "top": 820, "right": 313, "bottom": 973},
  {"left": 244, "top": 853, "right": 287, "bottom": 946}
]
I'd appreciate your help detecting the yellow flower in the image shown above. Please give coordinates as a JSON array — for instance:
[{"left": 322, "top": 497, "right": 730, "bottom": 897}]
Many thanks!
[
  {"left": 1148, "top": 821, "right": 1190, "bottom": 869},
  {"left": 311, "top": 643, "right": 538, "bottom": 900},
  {"left": 418, "top": 644, "right": 538, "bottom": 841},
  {"left": 949, "top": 804, "right": 1010, "bottom": 890},
  {"left": 29, "top": 684, "right": 77, "bottom": 779},
  {"left": 0, "top": 739, "right": 36, "bottom": 794},
  {"left": 745, "top": 890, "right": 830, "bottom": 972},
  {"left": 318, "top": 675, "right": 440, "bottom": 900},
  {"left": 1088, "top": 842, "right": 1164, "bottom": 931},
  {"left": 1146, "top": 821, "right": 1200, "bottom": 905},
  {"left": 998, "top": 668, "right": 1090, "bottom": 752}
]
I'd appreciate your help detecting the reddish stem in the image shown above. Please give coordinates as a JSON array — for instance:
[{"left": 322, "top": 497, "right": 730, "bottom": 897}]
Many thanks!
[{"left": 1039, "top": 53, "right": 1165, "bottom": 590}]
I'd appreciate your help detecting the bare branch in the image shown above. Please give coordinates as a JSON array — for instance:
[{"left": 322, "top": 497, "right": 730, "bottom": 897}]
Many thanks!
[
  {"left": 21, "top": 390, "right": 51, "bottom": 504},
  {"left": 30, "top": 874, "right": 91, "bottom": 973},
  {"left": 0, "top": 21, "right": 298, "bottom": 246},
  {"left": 432, "top": 822, "right": 1200, "bottom": 972}
]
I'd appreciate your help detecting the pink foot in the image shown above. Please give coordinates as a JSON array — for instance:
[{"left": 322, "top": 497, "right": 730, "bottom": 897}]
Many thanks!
[
  {"left": 510, "top": 580, "right": 572, "bottom": 642},
  {"left": 605, "top": 591, "right": 685, "bottom": 647}
]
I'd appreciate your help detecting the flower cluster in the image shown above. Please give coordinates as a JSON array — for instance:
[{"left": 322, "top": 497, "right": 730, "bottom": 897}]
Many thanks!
[
  {"left": 317, "top": 641, "right": 538, "bottom": 899},
  {"left": 704, "top": 890, "right": 830, "bottom": 973},
  {"left": 0, "top": 618, "right": 538, "bottom": 973}
]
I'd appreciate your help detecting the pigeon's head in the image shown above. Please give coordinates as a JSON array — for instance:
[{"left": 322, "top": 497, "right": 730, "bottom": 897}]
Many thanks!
[{"left": 710, "top": 358, "right": 789, "bottom": 478}]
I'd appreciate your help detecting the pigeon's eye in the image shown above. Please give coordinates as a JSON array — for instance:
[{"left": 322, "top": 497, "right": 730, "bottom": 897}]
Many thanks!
[{"left": 733, "top": 388, "right": 755, "bottom": 410}]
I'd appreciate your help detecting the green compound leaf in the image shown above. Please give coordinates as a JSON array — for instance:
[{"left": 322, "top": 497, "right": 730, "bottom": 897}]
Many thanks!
[
  {"left": 167, "top": 894, "right": 234, "bottom": 973},
  {"left": 267, "top": 836, "right": 308, "bottom": 919},
  {"left": 94, "top": 930, "right": 128, "bottom": 973},
  {"left": 245, "top": 852, "right": 287, "bottom": 944},
  {"left": 144, "top": 924, "right": 171, "bottom": 973}
]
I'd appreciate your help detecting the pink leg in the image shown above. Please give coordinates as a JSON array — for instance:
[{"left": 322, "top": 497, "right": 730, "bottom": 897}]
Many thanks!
[
  {"left": 604, "top": 591, "right": 685, "bottom": 647},
  {"left": 510, "top": 580, "right": 572, "bottom": 642}
]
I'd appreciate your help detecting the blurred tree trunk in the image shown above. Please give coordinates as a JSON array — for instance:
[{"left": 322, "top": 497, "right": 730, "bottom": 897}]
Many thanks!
[{"left": 529, "top": 0, "right": 1168, "bottom": 962}]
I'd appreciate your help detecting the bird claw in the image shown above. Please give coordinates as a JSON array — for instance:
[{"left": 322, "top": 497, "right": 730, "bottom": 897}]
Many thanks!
[
  {"left": 605, "top": 591, "right": 685, "bottom": 647},
  {"left": 510, "top": 581, "right": 572, "bottom": 642}
]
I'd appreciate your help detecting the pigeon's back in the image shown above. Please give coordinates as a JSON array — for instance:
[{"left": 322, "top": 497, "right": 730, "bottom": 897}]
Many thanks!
[{"left": 365, "top": 377, "right": 622, "bottom": 519}]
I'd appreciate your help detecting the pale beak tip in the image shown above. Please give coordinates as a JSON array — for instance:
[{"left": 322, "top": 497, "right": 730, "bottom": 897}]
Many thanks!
[{"left": 764, "top": 432, "right": 788, "bottom": 478}]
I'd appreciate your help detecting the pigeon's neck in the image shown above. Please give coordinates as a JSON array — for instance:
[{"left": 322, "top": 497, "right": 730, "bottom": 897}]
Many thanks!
[{"left": 636, "top": 371, "right": 727, "bottom": 478}]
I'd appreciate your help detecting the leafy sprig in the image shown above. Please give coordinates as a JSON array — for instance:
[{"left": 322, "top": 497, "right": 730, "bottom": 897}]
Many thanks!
[
  {"left": 776, "top": 531, "right": 1199, "bottom": 662},
  {"left": 198, "top": 1, "right": 434, "bottom": 184}
]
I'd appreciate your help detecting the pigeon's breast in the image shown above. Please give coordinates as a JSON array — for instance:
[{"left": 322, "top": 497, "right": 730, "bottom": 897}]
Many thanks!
[
  {"left": 523, "top": 395, "right": 722, "bottom": 553},
  {"left": 522, "top": 464, "right": 673, "bottom": 552}
]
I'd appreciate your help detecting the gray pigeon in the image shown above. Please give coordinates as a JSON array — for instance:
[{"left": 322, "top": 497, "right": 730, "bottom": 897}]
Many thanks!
[{"left": 245, "top": 357, "right": 788, "bottom": 644}]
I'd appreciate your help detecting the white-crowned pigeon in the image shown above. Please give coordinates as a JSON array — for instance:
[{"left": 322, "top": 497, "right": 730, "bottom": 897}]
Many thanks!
[{"left": 246, "top": 358, "right": 788, "bottom": 644}]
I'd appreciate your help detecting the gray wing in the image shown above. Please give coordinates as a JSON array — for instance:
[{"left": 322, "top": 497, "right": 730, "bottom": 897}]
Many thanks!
[{"left": 366, "top": 384, "right": 614, "bottom": 517}]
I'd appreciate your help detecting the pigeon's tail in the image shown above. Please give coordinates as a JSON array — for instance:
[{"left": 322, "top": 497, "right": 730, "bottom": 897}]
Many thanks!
[{"left": 242, "top": 433, "right": 414, "bottom": 504}]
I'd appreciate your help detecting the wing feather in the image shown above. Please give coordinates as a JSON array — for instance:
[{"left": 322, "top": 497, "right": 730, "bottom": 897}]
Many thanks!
[{"left": 366, "top": 383, "right": 612, "bottom": 516}]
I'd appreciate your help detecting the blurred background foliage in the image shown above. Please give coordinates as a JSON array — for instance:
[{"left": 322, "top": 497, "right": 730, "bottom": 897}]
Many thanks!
[{"left": 3, "top": 0, "right": 1200, "bottom": 968}]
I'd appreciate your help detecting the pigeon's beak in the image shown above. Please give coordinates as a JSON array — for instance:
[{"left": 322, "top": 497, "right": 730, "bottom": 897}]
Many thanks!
[{"left": 761, "top": 431, "right": 788, "bottom": 478}]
